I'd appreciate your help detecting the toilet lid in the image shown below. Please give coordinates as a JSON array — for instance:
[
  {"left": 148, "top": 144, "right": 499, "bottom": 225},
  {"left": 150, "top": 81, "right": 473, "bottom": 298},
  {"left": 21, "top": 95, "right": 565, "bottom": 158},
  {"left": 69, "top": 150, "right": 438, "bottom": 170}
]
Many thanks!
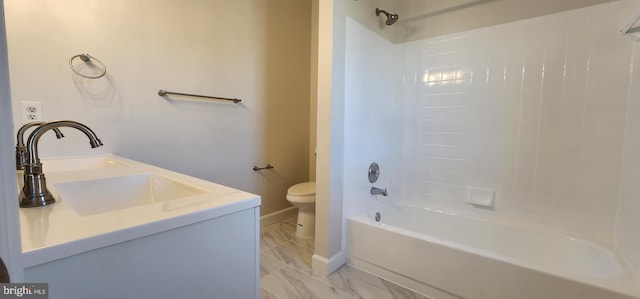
[{"left": 288, "top": 182, "right": 316, "bottom": 196}]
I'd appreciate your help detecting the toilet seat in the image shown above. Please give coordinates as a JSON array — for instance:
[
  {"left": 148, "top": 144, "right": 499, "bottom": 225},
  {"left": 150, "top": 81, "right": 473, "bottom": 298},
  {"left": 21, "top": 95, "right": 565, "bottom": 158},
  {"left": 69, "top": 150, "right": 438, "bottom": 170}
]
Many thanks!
[{"left": 287, "top": 182, "right": 316, "bottom": 197}]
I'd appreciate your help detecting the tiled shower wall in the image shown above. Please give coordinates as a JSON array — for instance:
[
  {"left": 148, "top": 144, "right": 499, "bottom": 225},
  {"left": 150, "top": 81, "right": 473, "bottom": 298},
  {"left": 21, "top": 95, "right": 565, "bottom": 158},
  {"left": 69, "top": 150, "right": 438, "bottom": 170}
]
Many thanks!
[{"left": 397, "top": 0, "right": 638, "bottom": 242}]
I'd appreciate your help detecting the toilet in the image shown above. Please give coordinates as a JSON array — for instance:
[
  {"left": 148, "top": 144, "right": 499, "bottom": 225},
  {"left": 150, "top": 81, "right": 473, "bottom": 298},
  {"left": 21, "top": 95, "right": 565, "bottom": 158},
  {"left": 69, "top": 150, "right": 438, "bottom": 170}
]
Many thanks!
[{"left": 286, "top": 182, "right": 316, "bottom": 238}]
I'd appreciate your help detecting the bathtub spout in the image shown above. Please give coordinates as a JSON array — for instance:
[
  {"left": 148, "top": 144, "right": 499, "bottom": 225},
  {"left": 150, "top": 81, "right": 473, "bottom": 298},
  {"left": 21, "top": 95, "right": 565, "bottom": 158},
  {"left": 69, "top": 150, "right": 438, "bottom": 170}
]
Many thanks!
[{"left": 371, "top": 187, "right": 388, "bottom": 196}]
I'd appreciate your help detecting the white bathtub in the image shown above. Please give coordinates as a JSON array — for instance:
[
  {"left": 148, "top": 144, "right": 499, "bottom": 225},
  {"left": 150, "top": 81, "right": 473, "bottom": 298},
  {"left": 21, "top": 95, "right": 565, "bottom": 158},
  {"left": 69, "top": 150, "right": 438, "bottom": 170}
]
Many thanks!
[{"left": 347, "top": 203, "right": 640, "bottom": 299}]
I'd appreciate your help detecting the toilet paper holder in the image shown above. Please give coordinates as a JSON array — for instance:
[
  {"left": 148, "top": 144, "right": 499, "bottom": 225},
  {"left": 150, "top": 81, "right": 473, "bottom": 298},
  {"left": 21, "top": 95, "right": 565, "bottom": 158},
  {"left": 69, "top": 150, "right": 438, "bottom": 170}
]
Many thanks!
[{"left": 253, "top": 164, "right": 274, "bottom": 171}]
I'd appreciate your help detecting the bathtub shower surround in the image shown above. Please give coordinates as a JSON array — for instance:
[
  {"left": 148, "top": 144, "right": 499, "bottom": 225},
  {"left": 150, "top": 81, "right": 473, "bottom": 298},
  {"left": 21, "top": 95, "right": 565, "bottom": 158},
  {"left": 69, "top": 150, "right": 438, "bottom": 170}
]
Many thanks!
[
  {"left": 399, "top": 0, "right": 635, "bottom": 243},
  {"left": 344, "top": 0, "right": 640, "bottom": 298},
  {"left": 617, "top": 43, "right": 640, "bottom": 284},
  {"left": 349, "top": 203, "right": 640, "bottom": 299}
]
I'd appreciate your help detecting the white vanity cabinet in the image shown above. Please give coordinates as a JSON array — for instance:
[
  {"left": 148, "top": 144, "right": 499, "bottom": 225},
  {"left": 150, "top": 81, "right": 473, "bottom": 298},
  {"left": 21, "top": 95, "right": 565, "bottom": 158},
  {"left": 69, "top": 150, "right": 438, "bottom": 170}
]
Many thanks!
[
  {"left": 24, "top": 207, "right": 259, "bottom": 299},
  {"left": 20, "top": 155, "right": 261, "bottom": 299}
]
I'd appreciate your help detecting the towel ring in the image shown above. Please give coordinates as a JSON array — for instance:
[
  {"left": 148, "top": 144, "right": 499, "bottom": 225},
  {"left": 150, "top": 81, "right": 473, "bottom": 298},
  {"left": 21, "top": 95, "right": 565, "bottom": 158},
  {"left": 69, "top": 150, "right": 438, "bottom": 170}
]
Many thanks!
[{"left": 69, "top": 53, "right": 107, "bottom": 79}]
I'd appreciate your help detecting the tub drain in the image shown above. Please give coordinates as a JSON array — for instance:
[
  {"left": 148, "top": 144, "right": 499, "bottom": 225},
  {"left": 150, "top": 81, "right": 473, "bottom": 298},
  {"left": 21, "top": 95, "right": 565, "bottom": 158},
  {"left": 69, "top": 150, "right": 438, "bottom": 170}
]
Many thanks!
[{"left": 375, "top": 212, "right": 381, "bottom": 222}]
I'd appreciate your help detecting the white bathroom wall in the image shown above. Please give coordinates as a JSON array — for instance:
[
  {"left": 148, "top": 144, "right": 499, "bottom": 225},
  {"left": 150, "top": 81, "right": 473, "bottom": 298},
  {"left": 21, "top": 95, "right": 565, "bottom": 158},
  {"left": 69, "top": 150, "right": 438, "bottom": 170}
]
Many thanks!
[
  {"left": 4, "top": 0, "right": 311, "bottom": 216},
  {"left": 398, "top": 0, "right": 639, "bottom": 242}
]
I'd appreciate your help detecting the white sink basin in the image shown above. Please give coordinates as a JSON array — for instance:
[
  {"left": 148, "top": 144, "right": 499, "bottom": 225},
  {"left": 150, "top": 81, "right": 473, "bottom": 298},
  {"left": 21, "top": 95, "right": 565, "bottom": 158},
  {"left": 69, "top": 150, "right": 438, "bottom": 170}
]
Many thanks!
[
  {"left": 42, "top": 155, "right": 127, "bottom": 173},
  {"left": 20, "top": 154, "right": 261, "bottom": 270},
  {"left": 54, "top": 173, "right": 208, "bottom": 216}
]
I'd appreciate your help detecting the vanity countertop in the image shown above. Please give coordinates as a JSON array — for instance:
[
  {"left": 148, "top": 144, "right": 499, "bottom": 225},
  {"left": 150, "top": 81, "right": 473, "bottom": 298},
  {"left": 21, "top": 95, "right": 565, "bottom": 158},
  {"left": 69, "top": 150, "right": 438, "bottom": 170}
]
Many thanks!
[{"left": 19, "top": 154, "right": 260, "bottom": 268}]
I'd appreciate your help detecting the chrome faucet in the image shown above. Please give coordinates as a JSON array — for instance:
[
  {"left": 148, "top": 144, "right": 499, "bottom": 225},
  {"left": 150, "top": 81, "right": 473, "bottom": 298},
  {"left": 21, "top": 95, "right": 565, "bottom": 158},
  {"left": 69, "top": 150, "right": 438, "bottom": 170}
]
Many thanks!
[
  {"left": 15, "top": 122, "right": 64, "bottom": 170},
  {"left": 371, "top": 187, "right": 388, "bottom": 196},
  {"left": 20, "top": 120, "right": 103, "bottom": 208}
]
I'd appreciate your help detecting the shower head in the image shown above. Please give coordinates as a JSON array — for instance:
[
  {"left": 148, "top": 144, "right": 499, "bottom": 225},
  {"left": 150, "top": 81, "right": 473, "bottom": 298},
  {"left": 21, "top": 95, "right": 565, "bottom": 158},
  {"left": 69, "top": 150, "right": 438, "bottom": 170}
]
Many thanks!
[{"left": 376, "top": 8, "right": 399, "bottom": 26}]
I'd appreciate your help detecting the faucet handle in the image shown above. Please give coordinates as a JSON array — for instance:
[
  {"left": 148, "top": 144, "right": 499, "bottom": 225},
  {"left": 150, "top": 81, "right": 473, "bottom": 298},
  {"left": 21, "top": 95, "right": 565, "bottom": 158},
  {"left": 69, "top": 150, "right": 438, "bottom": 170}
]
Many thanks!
[
  {"left": 15, "top": 122, "right": 64, "bottom": 170},
  {"left": 15, "top": 146, "right": 26, "bottom": 170}
]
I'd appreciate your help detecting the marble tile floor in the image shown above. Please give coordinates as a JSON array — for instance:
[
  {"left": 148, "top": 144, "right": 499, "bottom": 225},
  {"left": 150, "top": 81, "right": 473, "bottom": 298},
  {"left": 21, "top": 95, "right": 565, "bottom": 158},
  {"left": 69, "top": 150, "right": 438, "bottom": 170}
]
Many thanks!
[{"left": 260, "top": 217, "right": 427, "bottom": 299}]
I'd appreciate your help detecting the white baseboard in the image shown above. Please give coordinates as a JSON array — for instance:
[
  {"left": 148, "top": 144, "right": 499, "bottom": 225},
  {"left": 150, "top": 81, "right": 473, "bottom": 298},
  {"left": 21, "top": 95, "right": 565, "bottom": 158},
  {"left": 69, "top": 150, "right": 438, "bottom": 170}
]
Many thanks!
[
  {"left": 260, "top": 206, "right": 298, "bottom": 228},
  {"left": 312, "top": 250, "right": 347, "bottom": 275}
]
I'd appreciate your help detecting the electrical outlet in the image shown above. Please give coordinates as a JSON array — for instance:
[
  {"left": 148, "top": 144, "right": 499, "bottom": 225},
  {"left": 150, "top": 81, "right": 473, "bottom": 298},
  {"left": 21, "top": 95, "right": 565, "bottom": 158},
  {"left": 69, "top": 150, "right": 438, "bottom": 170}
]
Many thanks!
[{"left": 21, "top": 101, "right": 43, "bottom": 124}]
